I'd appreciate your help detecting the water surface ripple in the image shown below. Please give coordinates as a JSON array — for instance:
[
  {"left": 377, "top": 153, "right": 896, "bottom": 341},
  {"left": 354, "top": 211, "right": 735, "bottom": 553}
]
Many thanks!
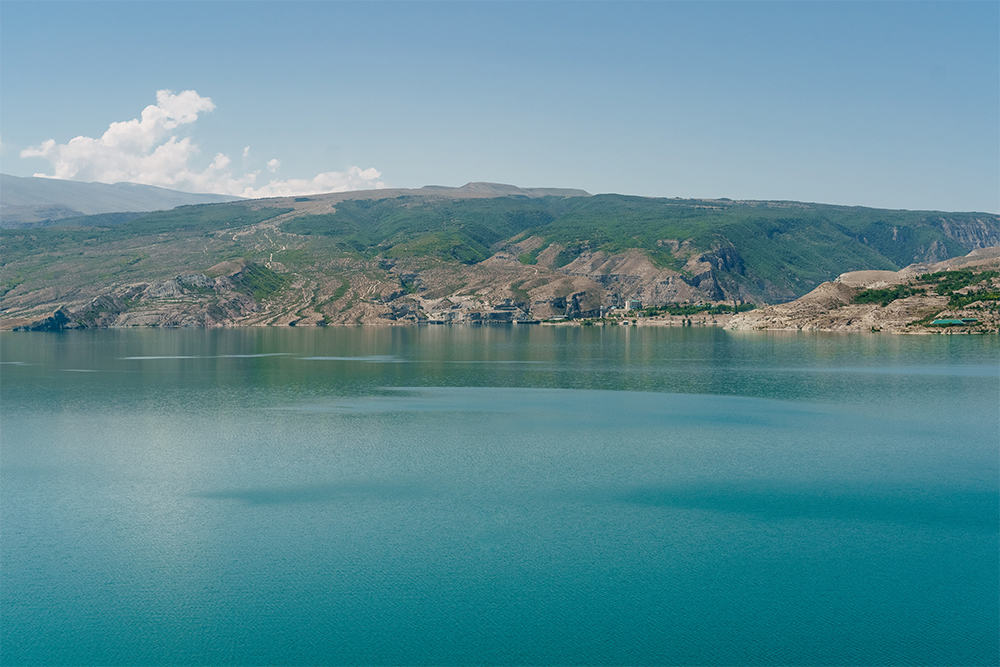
[{"left": 2, "top": 327, "right": 997, "bottom": 666}]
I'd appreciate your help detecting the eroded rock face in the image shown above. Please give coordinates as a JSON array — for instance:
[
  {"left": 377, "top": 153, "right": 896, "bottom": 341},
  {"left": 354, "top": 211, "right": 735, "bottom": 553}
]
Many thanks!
[
  {"left": 939, "top": 217, "right": 1000, "bottom": 249},
  {"left": 0, "top": 245, "right": 787, "bottom": 329},
  {"left": 13, "top": 245, "right": 995, "bottom": 332},
  {"left": 4, "top": 266, "right": 269, "bottom": 330}
]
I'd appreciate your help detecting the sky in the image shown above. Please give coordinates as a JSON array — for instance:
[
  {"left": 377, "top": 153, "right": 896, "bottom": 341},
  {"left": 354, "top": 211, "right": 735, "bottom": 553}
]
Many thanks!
[{"left": 1, "top": 1, "right": 997, "bottom": 212}]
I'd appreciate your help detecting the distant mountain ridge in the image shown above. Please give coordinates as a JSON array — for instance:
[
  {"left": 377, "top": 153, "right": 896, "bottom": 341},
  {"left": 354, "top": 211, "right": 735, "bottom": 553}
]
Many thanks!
[{"left": 0, "top": 174, "right": 242, "bottom": 227}]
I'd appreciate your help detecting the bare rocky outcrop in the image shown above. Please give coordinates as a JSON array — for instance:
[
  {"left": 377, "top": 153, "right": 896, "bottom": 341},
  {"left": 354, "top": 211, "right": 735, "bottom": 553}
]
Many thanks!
[
  {"left": 727, "top": 248, "right": 1000, "bottom": 334},
  {"left": 4, "top": 264, "right": 267, "bottom": 330},
  {"left": 1, "top": 242, "right": 740, "bottom": 328}
]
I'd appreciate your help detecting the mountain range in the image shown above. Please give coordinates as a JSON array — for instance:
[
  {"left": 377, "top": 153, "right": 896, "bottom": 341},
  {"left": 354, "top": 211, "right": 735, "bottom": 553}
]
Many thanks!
[
  {"left": 1, "top": 179, "right": 998, "bottom": 330},
  {"left": 0, "top": 173, "right": 242, "bottom": 227}
]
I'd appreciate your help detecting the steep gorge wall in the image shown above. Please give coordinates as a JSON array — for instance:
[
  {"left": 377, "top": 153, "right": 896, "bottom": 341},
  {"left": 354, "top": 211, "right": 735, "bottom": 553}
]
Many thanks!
[{"left": 937, "top": 217, "right": 1000, "bottom": 249}]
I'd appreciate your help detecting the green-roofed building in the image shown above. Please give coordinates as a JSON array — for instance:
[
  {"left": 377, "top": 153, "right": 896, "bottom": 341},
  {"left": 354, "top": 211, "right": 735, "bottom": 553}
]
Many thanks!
[{"left": 930, "top": 318, "right": 976, "bottom": 326}]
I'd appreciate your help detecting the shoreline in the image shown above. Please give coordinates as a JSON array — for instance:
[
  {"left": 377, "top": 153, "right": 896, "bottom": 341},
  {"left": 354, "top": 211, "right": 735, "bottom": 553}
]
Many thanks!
[{"left": 3, "top": 315, "right": 995, "bottom": 334}]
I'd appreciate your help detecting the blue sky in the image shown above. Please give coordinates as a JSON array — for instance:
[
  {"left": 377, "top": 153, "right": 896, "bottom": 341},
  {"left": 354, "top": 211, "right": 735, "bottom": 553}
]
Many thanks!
[{"left": 1, "top": 1, "right": 997, "bottom": 212}]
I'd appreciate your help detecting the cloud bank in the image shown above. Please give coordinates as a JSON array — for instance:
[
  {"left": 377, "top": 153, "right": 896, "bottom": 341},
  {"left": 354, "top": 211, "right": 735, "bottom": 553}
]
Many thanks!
[{"left": 19, "top": 90, "right": 384, "bottom": 198}]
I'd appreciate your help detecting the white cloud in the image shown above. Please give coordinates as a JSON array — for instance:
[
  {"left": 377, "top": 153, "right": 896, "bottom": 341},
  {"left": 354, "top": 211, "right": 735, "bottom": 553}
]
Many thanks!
[
  {"left": 19, "top": 89, "right": 384, "bottom": 198},
  {"left": 242, "top": 167, "right": 384, "bottom": 198}
]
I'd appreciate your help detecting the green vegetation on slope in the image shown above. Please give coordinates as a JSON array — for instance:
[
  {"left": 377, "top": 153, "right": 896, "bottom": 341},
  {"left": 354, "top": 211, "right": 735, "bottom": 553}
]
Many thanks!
[
  {"left": 919, "top": 269, "right": 1000, "bottom": 309},
  {"left": 283, "top": 196, "right": 560, "bottom": 264},
  {"left": 853, "top": 269, "right": 1000, "bottom": 309},
  {"left": 920, "top": 269, "right": 1000, "bottom": 295},
  {"left": 280, "top": 194, "right": 995, "bottom": 297},
  {"left": 231, "top": 263, "right": 290, "bottom": 300},
  {"left": 853, "top": 285, "right": 921, "bottom": 306},
  {"left": 2, "top": 193, "right": 996, "bottom": 313},
  {"left": 20, "top": 211, "right": 150, "bottom": 228},
  {"left": 1, "top": 203, "right": 292, "bottom": 264},
  {"left": 0, "top": 203, "right": 294, "bottom": 313},
  {"left": 642, "top": 302, "right": 758, "bottom": 316}
]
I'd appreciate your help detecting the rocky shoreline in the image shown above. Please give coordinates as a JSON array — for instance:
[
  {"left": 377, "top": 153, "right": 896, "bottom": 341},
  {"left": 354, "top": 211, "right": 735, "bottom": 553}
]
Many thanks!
[
  {"left": 5, "top": 249, "right": 998, "bottom": 335},
  {"left": 0, "top": 246, "right": 764, "bottom": 331}
]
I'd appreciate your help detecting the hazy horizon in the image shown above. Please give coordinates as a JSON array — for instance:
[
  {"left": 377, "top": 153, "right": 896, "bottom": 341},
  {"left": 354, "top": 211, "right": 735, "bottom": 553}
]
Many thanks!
[{"left": 6, "top": 171, "right": 1000, "bottom": 216}]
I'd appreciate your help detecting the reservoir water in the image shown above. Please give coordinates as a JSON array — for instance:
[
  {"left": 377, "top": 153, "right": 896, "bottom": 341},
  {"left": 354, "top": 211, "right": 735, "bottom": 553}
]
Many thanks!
[{"left": 1, "top": 326, "right": 997, "bottom": 666}]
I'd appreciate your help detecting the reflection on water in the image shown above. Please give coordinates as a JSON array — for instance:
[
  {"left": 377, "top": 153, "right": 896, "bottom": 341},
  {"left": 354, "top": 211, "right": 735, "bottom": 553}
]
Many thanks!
[
  {"left": 1, "top": 327, "right": 997, "bottom": 666},
  {"left": 593, "top": 482, "right": 999, "bottom": 529},
  {"left": 197, "top": 480, "right": 433, "bottom": 505}
]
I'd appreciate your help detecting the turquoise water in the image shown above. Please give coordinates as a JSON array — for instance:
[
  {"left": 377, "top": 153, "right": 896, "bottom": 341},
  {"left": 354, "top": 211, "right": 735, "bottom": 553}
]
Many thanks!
[{"left": 1, "top": 326, "right": 997, "bottom": 666}]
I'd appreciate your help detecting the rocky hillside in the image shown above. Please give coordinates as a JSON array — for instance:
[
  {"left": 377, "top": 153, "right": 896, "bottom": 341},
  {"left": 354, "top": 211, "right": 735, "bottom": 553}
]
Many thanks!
[
  {"left": 1, "top": 185, "right": 998, "bottom": 330},
  {"left": 726, "top": 248, "right": 1000, "bottom": 334}
]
